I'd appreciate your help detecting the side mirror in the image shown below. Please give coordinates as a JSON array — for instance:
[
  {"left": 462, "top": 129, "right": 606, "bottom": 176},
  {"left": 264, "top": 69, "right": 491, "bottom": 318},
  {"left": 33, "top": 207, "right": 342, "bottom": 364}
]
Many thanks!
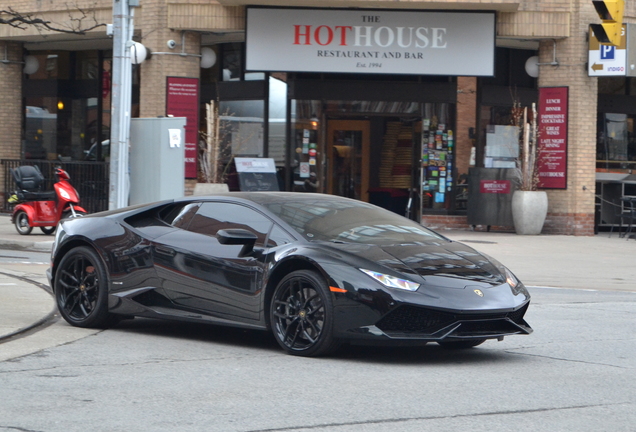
[{"left": 217, "top": 228, "right": 258, "bottom": 256}]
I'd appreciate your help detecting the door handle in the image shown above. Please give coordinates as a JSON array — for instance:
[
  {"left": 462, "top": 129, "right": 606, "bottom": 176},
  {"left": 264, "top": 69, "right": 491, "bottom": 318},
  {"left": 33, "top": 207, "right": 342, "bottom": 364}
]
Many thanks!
[{"left": 155, "top": 246, "right": 176, "bottom": 257}]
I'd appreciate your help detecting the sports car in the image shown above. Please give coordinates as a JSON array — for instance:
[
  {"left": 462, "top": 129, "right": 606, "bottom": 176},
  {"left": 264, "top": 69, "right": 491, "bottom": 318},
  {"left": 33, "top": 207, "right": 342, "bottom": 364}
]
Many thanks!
[{"left": 47, "top": 192, "right": 532, "bottom": 356}]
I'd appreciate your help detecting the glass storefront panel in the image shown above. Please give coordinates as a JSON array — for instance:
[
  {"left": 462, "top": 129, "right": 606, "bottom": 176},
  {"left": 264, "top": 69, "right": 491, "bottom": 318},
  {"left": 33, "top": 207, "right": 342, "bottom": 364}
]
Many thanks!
[
  {"left": 268, "top": 76, "right": 287, "bottom": 167},
  {"left": 330, "top": 127, "right": 365, "bottom": 200},
  {"left": 290, "top": 98, "right": 459, "bottom": 215},
  {"left": 221, "top": 43, "right": 242, "bottom": 81},
  {"left": 597, "top": 113, "right": 635, "bottom": 170},
  {"left": 421, "top": 103, "right": 456, "bottom": 211},
  {"left": 290, "top": 100, "right": 322, "bottom": 193},
  {"left": 218, "top": 100, "right": 265, "bottom": 189},
  {"left": 24, "top": 52, "right": 71, "bottom": 80},
  {"left": 24, "top": 101, "right": 57, "bottom": 159},
  {"left": 23, "top": 50, "right": 115, "bottom": 161}
]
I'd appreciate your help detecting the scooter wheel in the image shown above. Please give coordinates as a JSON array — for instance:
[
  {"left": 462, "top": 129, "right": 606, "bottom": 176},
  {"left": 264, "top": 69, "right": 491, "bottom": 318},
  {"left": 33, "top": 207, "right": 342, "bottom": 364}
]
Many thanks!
[
  {"left": 62, "top": 210, "right": 87, "bottom": 220},
  {"left": 40, "top": 226, "right": 56, "bottom": 235},
  {"left": 14, "top": 211, "right": 33, "bottom": 235}
]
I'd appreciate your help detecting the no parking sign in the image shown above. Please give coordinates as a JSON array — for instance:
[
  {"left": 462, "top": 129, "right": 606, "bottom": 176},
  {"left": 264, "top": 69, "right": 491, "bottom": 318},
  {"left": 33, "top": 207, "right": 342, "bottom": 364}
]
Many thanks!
[{"left": 300, "top": 162, "right": 310, "bottom": 178}]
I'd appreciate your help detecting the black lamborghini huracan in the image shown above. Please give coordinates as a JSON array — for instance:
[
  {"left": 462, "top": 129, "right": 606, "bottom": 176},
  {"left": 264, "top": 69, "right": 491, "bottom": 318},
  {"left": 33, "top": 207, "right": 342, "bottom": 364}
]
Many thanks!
[{"left": 47, "top": 192, "right": 532, "bottom": 356}]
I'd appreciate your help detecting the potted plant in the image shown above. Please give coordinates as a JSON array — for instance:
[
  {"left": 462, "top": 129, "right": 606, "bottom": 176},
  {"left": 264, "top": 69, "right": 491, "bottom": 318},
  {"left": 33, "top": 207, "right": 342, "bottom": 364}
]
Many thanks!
[{"left": 511, "top": 102, "right": 548, "bottom": 235}]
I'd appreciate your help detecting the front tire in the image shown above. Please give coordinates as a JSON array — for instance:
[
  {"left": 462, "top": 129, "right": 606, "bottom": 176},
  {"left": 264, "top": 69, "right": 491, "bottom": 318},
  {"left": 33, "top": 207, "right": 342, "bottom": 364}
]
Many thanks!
[
  {"left": 14, "top": 211, "right": 32, "bottom": 235},
  {"left": 54, "top": 246, "right": 115, "bottom": 328},
  {"left": 270, "top": 270, "right": 339, "bottom": 357},
  {"left": 62, "top": 209, "right": 87, "bottom": 220}
]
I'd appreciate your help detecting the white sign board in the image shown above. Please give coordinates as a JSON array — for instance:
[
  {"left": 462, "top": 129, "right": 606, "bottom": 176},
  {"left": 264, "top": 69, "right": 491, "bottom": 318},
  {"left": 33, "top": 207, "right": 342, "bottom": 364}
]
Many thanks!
[
  {"left": 234, "top": 157, "right": 277, "bottom": 173},
  {"left": 588, "top": 25, "right": 627, "bottom": 77},
  {"left": 246, "top": 8, "right": 495, "bottom": 76}
]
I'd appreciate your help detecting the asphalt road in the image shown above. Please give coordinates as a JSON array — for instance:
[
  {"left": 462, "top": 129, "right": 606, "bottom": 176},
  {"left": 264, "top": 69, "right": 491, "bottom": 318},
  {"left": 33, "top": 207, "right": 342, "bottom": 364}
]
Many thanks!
[{"left": 0, "top": 264, "right": 634, "bottom": 431}]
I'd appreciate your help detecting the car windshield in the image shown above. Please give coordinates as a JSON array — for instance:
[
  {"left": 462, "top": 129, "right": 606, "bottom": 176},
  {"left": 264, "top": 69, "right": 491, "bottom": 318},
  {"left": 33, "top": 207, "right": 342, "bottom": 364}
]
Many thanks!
[{"left": 262, "top": 196, "right": 445, "bottom": 245}]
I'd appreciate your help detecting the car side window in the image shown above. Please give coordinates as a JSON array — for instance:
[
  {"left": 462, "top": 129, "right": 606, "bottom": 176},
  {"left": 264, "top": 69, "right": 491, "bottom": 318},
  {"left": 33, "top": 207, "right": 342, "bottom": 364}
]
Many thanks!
[
  {"left": 268, "top": 225, "right": 294, "bottom": 247},
  {"left": 187, "top": 202, "right": 273, "bottom": 247},
  {"left": 169, "top": 203, "right": 200, "bottom": 229}
]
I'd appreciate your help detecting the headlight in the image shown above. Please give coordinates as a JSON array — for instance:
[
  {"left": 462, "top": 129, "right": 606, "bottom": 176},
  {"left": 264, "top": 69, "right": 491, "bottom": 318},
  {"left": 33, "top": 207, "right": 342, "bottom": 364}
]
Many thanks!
[
  {"left": 360, "top": 269, "right": 420, "bottom": 291},
  {"left": 503, "top": 267, "right": 518, "bottom": 289},
  {"left": 481, "top": 253, "right": 520, "bottom": 289}
]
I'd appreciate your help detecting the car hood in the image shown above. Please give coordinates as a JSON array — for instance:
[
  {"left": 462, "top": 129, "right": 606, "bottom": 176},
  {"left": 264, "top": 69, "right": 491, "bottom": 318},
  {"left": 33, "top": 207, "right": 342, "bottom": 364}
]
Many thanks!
[{"left": 321, "top": 240, "right": 506, "bottom": 288}]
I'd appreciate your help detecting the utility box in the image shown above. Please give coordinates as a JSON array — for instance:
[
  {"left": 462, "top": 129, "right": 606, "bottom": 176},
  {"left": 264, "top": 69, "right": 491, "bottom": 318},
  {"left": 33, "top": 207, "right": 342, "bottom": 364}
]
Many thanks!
[{"left": 129, "top": 117, "right": 186, "bottom": 205}]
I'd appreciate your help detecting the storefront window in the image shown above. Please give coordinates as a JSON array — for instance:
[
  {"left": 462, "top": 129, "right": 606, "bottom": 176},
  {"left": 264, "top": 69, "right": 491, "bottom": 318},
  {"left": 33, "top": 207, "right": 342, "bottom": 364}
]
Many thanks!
[
  {"left": 24, "top": 52, "right": 71, "bottom": 80},
  {"left": 221, "top": 43, "right": 242, "bottom": 81},
  {"left": 289, "top": 98, "right": 460, "bottom": 215},
  {"left": 24, "top": 102, "right": 57, "bottom": 159},
  {"left": 290, "top": 100, "right": 322, "bottom": 193},
  {"left": 218, "top": 100, "right": 265, "bottom": 189},
  {"left": 597, "top": 113, "right": 636, "bottom": 170},
  {"left": 269, "top": 76, "right": 287, "bottom": 168},
  {"left": 420, "top": 103, "right": 456, "bottom": 211},
  {"left": 597, "top": 77, "right": 636, "bottom": 171},
  {"left": 75, "top": 51, "right": 99, "bottom": 80},
  {"left": 23, "top": 50, "right": 115, "bottom": 161}
]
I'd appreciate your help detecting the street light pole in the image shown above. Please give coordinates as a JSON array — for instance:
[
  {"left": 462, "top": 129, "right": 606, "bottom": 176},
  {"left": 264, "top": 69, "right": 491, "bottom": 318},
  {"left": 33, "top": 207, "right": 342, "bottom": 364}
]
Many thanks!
[{"left": 109, "top": 0, "right": 134, "bottom": 210}]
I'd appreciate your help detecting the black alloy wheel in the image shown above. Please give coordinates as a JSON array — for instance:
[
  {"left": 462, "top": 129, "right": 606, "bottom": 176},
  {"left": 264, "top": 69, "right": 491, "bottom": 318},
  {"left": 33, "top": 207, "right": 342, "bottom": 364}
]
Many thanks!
[
  {"left": 40, "top": 226, "right": 56, "bottom": 235},
  {"left": 437, "top": 339, "right": 486, "bottom": 349},
  {"left": 54, "top": 246, "right": 115, "bottom": 328},
  {"left": 270, "top": 270, "right": 339, "bottom": 357},
  {"left": 14, "top": 211, "right": 33, "bottom": 235}
]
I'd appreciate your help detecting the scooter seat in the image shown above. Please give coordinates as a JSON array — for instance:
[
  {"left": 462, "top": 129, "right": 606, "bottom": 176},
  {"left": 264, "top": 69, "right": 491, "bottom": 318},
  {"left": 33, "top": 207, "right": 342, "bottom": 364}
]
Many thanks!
[
  {"left": 11, "top": 166, "right": 46, "bottom": 191},
  {"left": 16, "top": 190, "right": 57, "bottom": 202}
]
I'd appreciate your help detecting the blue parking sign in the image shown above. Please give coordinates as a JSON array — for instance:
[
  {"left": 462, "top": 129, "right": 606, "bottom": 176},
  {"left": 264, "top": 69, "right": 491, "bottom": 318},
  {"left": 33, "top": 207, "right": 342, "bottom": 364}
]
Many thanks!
[{"left": 600, "top": 45, "right": 615, "bottom": 60}]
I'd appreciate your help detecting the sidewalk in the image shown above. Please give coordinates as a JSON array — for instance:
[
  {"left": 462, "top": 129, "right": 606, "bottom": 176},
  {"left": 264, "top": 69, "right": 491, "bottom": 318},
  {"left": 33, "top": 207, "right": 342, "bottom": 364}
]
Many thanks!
[
  {"left": 0, "top": 213, "right": 634, "bottom": 343},
  {"left": 0, "top": 214, "right": 56, "bottom": 344},
  {"left": 0, "top": 213, "right": 55, "bottom": 252}
]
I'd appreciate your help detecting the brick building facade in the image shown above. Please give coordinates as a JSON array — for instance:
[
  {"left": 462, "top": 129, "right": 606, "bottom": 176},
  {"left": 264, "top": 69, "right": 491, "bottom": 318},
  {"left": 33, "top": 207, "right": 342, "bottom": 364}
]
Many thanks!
[{"left": 1, "top": 0, "right": 635, "bottom": 235}]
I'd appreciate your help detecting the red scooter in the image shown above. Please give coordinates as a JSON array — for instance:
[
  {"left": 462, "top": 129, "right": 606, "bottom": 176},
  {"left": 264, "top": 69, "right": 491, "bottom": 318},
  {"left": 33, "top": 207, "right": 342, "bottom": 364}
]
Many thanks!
[{"left": 9, "top": 165, "right": 87, "bottom": 235}]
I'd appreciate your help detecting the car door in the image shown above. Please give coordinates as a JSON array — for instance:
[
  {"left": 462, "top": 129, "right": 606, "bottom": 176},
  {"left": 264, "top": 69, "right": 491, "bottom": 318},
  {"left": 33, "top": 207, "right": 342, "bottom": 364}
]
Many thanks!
[{"left": 152, "top": 201, "right": 273, "bottom": 323}]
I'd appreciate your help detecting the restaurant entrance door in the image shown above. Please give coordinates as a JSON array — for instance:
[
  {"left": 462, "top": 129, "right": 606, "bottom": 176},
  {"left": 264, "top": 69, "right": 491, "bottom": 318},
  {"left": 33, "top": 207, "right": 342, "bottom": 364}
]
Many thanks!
[{"left": 326, "top": 120, "right": 371, "bottom": 202}]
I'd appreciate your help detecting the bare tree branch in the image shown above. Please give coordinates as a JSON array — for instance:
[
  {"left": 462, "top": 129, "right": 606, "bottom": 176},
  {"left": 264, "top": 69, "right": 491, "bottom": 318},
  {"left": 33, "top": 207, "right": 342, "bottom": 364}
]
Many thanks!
[{"left": 0, "top": 6, "right": 106, "bottom": 35}]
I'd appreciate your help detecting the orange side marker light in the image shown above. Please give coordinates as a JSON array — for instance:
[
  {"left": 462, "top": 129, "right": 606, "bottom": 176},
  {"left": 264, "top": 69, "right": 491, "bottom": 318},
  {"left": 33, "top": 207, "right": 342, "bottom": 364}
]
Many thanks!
[{"left": 329, "top": 286, "right": 347, "bottom": 293}]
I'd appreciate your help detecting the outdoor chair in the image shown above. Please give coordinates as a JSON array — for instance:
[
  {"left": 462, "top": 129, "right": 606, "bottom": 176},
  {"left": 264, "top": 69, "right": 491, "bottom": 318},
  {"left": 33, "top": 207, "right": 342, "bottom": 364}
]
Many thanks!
[{"left": 620, "top": 197, "right": 636, "bottom": 240}]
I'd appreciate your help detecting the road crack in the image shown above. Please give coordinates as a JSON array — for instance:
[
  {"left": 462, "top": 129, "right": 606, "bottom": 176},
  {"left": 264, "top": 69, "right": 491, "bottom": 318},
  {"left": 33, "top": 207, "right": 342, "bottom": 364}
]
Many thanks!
[{"left": 246, "top": 402, "right": 630, "bottom": 432}]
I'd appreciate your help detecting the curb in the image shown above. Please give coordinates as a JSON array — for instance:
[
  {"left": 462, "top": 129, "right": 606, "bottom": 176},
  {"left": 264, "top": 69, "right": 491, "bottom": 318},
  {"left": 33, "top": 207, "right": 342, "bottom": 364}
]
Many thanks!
[
  {"left": 0, "top": 271, "right": 57, "bottom": 343},
  {"left": 0, "top": 239, "right": 53, "bottom": 252},
  {"left": 0, "top": 308, "right": 58, "bottom": 343}
]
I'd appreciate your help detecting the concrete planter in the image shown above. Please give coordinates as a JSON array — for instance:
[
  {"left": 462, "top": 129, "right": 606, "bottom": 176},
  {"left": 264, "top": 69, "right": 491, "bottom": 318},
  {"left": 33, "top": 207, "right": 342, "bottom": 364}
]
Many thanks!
[
  {"left": 193, "top": 183, "right": 229, "bottom": 196},
  {"left": 511, "top": 190, "right": 548, "bottom": 235}
]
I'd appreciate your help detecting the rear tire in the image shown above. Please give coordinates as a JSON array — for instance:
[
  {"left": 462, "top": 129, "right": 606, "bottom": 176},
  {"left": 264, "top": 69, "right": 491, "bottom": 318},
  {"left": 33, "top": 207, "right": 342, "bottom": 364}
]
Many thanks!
[
  {"left": 40, "top": 226, "right": 56, "bottom": 235},
  {"left": 270, "top": 270, "right": 339, "bottom": 357},
  {"left": 14, "top": 211, "right": 32, "bottom": 235},
  {"left": 54, "top": 246, "right": 116, "bottom": 328}
]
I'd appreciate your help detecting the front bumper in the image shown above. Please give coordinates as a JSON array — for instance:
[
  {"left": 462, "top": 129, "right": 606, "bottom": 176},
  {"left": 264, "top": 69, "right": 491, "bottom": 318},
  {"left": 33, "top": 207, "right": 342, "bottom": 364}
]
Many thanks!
[{"left": 334, "top": 300, "right": 532, "bottom": 342}]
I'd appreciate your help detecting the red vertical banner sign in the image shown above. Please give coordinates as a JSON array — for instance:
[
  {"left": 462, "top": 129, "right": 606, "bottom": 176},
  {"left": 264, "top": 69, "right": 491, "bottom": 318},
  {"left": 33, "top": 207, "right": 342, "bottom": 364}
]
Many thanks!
[
  {"left": 166, "top": 77, "right": 199, "bottom": 178},
  {"left": 537, "top": 87, "right": 568, "bottom": 189}
]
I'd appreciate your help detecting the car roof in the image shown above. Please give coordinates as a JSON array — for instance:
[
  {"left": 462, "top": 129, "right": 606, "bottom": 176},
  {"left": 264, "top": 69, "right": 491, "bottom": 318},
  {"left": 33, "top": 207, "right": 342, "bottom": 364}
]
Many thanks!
[{"left": 175, "top": 192, "right": 363, "bottom": 206}]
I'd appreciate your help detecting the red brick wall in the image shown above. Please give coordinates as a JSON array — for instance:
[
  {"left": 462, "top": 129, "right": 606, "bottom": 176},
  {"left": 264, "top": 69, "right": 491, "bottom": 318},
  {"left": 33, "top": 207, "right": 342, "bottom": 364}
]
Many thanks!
[
  {"left": 543, "top": 213, "right": 595, "bottom": 236},
  {"left": 421, "top": 212, "right": 595, "bottom": 235}
]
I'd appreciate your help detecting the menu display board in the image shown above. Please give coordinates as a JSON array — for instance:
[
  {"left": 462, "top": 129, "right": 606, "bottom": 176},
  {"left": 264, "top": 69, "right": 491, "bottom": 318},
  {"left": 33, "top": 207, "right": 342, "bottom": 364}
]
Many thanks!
[
  {"left": 537, "top": 87, "right": 568, "bottom": 189},
  {"left": 235, "top": 157, "right": 280, "bottom": 191}
]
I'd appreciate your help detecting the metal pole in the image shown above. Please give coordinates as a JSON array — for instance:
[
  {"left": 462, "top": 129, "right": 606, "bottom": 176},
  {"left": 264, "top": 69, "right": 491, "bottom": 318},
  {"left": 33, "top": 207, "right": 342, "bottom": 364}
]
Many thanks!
[{"left": 109, "top": 0, "right": 132, "bottom": 210}]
